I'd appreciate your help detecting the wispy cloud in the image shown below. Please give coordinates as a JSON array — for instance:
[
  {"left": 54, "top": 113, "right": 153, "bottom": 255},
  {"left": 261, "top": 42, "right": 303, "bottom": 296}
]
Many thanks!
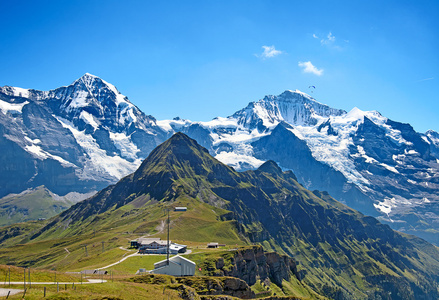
[
  {"left": 298, "top": 61, "right": 324, "bottom": 76},
  {"left": 314, "top": 32, "right": 346, "bottom": 50},
  {"left": 258, "top": 45, "right": 283, "bottom": 59},
  {"left": 320, "top": 32, "right": 335, "bottom": 45},
  {"left": 417, "top": 77, "right": 434, "bottom": 82}
]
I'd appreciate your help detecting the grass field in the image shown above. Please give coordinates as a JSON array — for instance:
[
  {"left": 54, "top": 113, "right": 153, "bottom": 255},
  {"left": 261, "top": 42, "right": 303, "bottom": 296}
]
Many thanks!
[{"left": 3, "top": 281, "right": 182, "bottom": 300}]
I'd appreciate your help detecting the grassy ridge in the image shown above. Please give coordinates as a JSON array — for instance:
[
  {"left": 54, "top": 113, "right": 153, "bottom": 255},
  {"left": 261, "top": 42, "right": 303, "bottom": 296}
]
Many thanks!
[
  {"left": 0, "top": 195, "right": 244, "bottom": 273},
  {"left": 0, "top": 186, "right": 78, "bottom": 227}
]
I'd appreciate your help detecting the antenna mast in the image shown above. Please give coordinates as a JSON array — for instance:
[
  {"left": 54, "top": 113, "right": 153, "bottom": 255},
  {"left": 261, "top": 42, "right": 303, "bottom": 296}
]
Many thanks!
[{"left": 167, "top": 208, "right": 170, "bottom": 265}]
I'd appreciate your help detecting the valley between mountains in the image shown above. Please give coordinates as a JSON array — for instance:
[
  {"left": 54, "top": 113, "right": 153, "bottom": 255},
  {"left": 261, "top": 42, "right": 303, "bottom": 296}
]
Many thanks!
[{"left": 1, "top": 74, "right": 439, "bottom": 299}]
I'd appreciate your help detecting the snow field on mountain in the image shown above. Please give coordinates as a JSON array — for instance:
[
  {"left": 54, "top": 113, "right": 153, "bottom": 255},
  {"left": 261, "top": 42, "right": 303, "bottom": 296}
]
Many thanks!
[
  {"left": 0, "top": 99, "right": 28, "bottom": 114},
  {"left": 80, "top": 111, "right": 99, "bottom": 130},
  {"left": 289, "top": 121, "right": 371, "bottom": 189},
  {"left": 55, "top": 116, "right": 141, "bottom": 180},
  {"left": 24, "top": 143, "right": 76, "bottom": 167},
  {"left": 66, "top": 90, "right": 89, "bottom": 111},
  {"left": 109, "top": 132, "right": 141, "bottom": 162},
  {"left": 9, "top": 86, "right": 30, "bottom": 98}
]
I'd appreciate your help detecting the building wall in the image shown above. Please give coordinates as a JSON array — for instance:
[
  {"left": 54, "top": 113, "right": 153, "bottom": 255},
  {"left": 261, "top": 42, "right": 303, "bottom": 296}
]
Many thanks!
[{"left": 152, "top": 257, "right": 195, "bottom": 276}]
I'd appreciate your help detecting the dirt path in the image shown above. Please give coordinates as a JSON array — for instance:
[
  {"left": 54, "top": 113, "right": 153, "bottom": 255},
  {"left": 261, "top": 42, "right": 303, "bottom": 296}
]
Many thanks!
[
  {"left": 0, "top": 279, "right": 107, "bottom": 285},
  {"left": 95, "top": 252, "right": 140, "bottom": 270},
  {"left": 0, "top": 288, "right": 23, "bottom": 296}
]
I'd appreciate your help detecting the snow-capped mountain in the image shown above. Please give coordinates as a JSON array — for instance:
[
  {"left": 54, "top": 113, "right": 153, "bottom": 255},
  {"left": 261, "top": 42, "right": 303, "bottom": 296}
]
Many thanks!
[
  {"left": 0, "top": 73, "right": 167, "bottom": 198},
  {"left": 159, "top": 89, "right": 439, "bottom": 243},
  {"left": 1, "top": 74, "right": 439, "bottom": 244},
  {"left": 232, "top": 90, "right": 346, "bottom": 128}
]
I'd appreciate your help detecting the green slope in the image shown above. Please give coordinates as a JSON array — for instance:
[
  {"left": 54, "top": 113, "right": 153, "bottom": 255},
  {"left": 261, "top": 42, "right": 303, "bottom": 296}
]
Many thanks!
[{"left": 0, "top": 186, "right": 79, "bottom": 226}]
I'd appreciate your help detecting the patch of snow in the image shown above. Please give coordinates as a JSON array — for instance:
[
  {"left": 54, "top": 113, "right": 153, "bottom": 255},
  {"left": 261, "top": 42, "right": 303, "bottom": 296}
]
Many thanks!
[
  {"left": 0, "top": 100, "right": 28, "bottom": 114},
  {"left": 24, "top": 136, "right": 41, "bottom": 144},
  {"left": 374, "top": 198, "right": 393, "bottom": 215},
  {"left": 215, "top": 150, "right": 265, "bottom": 170},
  {"left": 405, "top": 149, "right": 418, "bottom": 155},
  {"left": 80, "top": 111, "right": 99, "bottom": 130},
  {"left": 109, "top": 132, "right": 141, "bottom": 161},
  {"left": 118, "top": 102, "right": 138, "bottom": 125},
  {"left": 157, "top": 119, "right": 193, "bottom": 132},
  {"left": 407, "top": 179, "right": 417, "bottom": 184},
  {"left": 25, "top": 144, "right": 47, "bottom": 159},
  {"left": 353, "top": 145, "right": 377, "bottom": 163},
  {"left": 201, "top": 117, "right": 242, "bottom": 129},
  {"left": 68, "top": 90, "right": 89, "bottom": 109},
  {"left": 55, "top": 116, "right": 141, "bottom": 179},
  {"left": 380, "top": 163, "right": 399, "bottom": 173},
  {"left": 24, "top": 144, "right": 76, "bottom": 167},
  {"left": 423, "top": 197, "right": 431, "bottom": 203},
  {"left": 11, "top": 87, "right": 30, "bottom": 98},
  {"left": 421, "top": 136, "right": 430, "bottom": 144}
]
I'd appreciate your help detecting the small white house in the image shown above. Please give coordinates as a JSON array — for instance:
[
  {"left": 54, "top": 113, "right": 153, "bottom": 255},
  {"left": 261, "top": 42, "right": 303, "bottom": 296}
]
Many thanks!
[{"left": 150, "top": 255, "right": 196, "bottom": 276}]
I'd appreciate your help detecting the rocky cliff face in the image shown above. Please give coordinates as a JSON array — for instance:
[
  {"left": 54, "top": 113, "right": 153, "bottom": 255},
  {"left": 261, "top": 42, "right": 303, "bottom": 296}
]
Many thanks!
[
  {"left": 131, "top": 274, "right": 255, "bottom": 299},
  {"left": 211, "top": 246, "right": 299, "bottom": 287}
]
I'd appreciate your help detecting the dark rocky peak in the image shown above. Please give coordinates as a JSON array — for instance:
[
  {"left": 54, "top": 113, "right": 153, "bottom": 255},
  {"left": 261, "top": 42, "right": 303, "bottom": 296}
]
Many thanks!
[
  {"left": 164, "top": 131, "right": 209, "bottom": 155},
  {"left": 133, "top": 132, "right": 227, "bottom": 182},
  {"left": 272, "top": 121, "right": 293, "bottom": 132},
  {"left": 257, "top": 160, "right": 283, "bottom": 176},
  {"left": 67, "top": 73, "right": 129, "bottom": 106},
  {"left": 426, "top": 129, "right": 439, "bottom": 139},
  {"left": 317, "top": 119, "right": 338, "bottom": 136},
  {"left": 386, "top": 119, "right": 432, "bottom": 160}
]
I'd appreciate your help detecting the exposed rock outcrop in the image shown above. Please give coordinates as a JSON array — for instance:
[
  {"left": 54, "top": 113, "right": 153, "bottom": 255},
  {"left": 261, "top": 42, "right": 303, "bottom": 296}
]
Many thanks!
[{"left": 211, "top": 246, "right": 299, "bottom": 287}]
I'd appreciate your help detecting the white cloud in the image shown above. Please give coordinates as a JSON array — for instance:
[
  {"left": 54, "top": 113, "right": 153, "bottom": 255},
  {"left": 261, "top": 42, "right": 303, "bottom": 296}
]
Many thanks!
[
  {"left": 312, "top": 34, "right": 319, "bottom": 39},
  {"left": 258, "top": 45, "right": 283, "bottom": 59},
  {"left": 298, "top": 61, "right": 324, "bottom": 76},
  {"left": 417, "top": 77, "right": 434, "bottom": 82},
  {"left": 321, "top": 32, "right": 335, "bottom": 45}
]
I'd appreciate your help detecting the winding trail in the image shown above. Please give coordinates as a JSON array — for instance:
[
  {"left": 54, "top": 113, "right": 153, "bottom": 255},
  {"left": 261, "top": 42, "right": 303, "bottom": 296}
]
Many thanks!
[
  {"left": 95, "top": 252, "right": 140, "bottom": 270},
  {"left": 0, "top": 279, "right": 107, "bottom": 285}
]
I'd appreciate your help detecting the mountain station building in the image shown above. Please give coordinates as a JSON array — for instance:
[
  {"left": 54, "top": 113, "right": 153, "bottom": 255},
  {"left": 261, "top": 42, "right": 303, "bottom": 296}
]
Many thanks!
[
  {"left": 131, "top": 237, "right": 187, "bottom": 254},
  {"left": 150, "top": 255, "right": 196, "bottom": 276}
]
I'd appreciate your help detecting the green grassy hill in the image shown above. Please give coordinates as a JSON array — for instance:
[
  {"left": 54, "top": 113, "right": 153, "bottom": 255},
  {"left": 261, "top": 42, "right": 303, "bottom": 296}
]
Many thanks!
[{"left": 0, "top": 186, "right": 91, "bottom": 226}]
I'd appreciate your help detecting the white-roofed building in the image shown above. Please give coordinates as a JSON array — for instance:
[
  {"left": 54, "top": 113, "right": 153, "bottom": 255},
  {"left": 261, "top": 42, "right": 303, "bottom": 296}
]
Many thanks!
[{"left": 150, "top": 255, "right": 195, "bottom": 276}]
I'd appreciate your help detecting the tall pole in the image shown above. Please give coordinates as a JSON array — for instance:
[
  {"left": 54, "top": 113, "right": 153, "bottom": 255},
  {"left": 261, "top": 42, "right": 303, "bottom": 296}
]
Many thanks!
[{"left": 167, "top": 208, "right": 170, "bottom": 265}]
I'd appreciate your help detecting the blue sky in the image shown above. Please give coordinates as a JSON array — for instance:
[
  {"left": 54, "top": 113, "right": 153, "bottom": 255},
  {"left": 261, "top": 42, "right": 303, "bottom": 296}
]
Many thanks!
[{"left": 1, "top": 0, "right": 438, "bottom": 132}]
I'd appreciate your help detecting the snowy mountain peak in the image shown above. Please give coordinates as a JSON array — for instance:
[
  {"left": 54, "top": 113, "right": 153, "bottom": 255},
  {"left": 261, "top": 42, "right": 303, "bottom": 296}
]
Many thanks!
[
  {"left": 345, "top": 107, "right": 385, "bottom": 126},
  {"left": 232, "top": 90, "right": 346, "bottom": 129},
  {"left": 0, "top": 85, "right": 31, "bottom": 99}
]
